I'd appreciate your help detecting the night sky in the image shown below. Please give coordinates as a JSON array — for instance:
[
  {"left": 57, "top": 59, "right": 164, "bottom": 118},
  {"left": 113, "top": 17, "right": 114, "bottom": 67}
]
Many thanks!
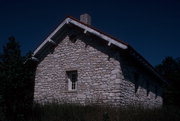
[{"left": 0, "top": 0, "right": 179, "bottom": 66}]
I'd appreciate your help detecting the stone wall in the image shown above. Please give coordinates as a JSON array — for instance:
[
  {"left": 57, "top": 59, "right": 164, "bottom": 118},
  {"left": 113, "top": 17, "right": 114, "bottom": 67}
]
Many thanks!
[
  {"left": 119, "top": 53, "right": 163, "bottom": 107},
  {"left": 34, "top": 30, "right": 163, "bottom": 107}
]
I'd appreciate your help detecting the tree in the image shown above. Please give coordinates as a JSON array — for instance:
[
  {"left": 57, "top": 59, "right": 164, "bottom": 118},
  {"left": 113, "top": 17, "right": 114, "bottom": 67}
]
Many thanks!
[
  {"left": 0, "top": 62, "right": 6, "bottom": 121},
  {"left": 0, "top": 37, "right": 36, "bottom": 121},
  {"left": 155, "top": 57, "right": 180, "bottom": 106}
]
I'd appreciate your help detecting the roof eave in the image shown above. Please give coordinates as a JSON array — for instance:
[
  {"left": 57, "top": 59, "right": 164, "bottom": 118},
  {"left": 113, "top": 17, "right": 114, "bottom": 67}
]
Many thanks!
[
  {"left": 128, "top": 46, "right": 167, "bottom": 84},
  {"left": 33, "top": 17, "right": 128, "bottom": 57}
]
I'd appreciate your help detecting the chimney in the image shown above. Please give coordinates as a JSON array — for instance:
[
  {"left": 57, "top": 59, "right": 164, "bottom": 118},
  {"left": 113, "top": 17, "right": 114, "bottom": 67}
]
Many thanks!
[{"left": 80, "top": 13, "right": 91, "bottom": 25}]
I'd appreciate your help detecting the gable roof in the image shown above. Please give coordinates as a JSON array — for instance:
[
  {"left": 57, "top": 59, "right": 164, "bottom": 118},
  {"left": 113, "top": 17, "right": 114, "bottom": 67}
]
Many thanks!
[
  {"left": 32, "top": 16, "right": 166, "bottom": 84},
  {"left": 33, "top": 16, "right": 128, "bottom": 56}
]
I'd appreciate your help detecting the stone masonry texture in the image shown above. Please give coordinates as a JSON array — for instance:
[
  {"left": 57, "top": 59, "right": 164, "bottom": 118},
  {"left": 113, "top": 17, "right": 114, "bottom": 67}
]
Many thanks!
[{"left": 34, "top": 29, "right": 163, "bottom": 107}]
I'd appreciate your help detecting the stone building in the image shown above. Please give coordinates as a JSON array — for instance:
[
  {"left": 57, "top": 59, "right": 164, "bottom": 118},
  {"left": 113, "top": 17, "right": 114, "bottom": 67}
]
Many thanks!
[{"left": 32, "top": 14, "right": 165, "bottom": 107}]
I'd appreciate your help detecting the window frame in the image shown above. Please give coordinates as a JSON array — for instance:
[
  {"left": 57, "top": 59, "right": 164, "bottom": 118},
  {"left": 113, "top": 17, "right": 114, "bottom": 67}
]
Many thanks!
[{"left": 66, "top": 70, "right": 78, "bottom": 91}]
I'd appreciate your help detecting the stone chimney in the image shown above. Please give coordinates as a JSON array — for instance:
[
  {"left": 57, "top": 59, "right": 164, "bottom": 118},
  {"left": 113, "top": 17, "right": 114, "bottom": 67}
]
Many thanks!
[{"left": 80, "top": 13, "right": 91, "bottom": 25}]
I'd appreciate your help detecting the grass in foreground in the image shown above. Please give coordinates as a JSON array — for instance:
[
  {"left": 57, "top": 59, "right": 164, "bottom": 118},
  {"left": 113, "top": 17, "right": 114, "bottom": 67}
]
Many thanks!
[{"left": 27, "top": 103, "right": 180, "bottom": 121}]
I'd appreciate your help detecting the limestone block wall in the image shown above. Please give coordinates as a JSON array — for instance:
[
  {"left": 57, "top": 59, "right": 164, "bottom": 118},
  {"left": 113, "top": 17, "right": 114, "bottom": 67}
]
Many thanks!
[
  {"left": 34, "top": 33, "right": 123, "bottom": 105},
  {"left": 34, "top": 31, "right": 163, "bottom": 107}
]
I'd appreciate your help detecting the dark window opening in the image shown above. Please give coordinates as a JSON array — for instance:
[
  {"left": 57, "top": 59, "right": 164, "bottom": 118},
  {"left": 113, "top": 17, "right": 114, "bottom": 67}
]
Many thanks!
[{"left": 71, "top": 73, "right": 77, "bottom": 89}]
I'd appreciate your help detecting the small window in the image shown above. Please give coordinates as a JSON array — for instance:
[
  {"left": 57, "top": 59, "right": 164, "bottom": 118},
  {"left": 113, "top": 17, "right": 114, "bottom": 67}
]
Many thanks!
[{"left": 66, "top": 70, "right": 78, "bottom": 91}]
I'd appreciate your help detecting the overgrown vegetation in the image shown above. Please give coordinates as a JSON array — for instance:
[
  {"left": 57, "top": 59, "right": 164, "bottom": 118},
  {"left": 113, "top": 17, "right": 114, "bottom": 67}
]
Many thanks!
[{"left": 27, "top": 103, "right": 180, "bottom": 121}]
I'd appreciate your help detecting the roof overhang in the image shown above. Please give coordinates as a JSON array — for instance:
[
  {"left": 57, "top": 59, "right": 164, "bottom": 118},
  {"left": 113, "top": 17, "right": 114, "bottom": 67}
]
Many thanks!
[{"left": 33, "top": 17, "right": 128, "bottom": 57}]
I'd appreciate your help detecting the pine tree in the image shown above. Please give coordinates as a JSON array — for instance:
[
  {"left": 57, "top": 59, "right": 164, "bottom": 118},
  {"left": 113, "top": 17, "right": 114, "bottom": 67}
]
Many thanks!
[
  {"left": 155, "top": 57, "right": 180, "bottom": 107},
  {"left": 0, "top": 62, "right": 6, "bottom": 121},
  {"left": 0, "top": 36, "right": 36, "bottom": 121}
]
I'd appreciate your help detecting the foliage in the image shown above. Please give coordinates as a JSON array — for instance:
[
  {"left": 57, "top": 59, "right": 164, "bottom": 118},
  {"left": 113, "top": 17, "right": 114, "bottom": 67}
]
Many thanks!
[
  {"left": 0, "top": 37, "right": 35, "bottom": 121},
  {"left": 0, "top": 63, "right": 6, "bottom": 121},
  {"left": 26, "top": 103, "right": 180, "bottom": 121},
  {"left": 155, "top": 57, "right": 180, "bottom": 106}
]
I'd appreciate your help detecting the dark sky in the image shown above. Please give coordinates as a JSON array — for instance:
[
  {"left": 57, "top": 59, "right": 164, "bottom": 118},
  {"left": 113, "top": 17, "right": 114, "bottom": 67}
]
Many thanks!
[{"left": 0, "top": 0, "right": 179, "bottom": 66}]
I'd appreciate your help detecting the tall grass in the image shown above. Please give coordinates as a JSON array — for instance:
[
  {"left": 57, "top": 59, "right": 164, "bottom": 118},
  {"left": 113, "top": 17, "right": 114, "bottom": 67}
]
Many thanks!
[{"left": 27, "top": 102, "right": 180, "bottom": 121}]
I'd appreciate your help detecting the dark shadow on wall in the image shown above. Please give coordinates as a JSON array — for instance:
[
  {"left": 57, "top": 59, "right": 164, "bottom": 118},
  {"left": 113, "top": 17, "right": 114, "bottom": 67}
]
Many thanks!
[{"left": 119, "top": 51, "right": 163, "bottom": 98}]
